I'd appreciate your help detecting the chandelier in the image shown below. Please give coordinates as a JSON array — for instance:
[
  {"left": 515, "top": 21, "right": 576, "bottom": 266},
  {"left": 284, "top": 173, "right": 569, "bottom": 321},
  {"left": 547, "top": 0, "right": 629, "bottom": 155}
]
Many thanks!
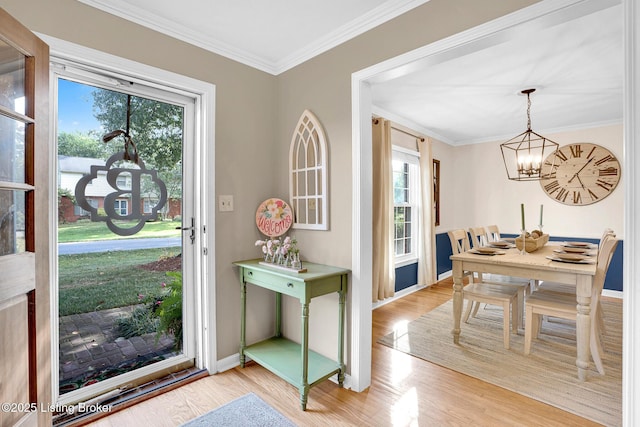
[{"left": 500, "top": 88, "right": 559, "bottom": 181}]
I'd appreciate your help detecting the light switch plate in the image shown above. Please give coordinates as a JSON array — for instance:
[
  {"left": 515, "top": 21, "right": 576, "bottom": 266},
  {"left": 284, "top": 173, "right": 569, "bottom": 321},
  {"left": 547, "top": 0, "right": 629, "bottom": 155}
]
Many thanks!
[{"left": 219, "top": 195, "right": 234, "bottom": 212}]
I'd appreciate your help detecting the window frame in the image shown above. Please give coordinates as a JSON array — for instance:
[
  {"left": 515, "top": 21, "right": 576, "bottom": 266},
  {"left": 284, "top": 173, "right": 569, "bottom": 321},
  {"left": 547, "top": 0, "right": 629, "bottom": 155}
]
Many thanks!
[{"left": 392, "top": 146, "right": 420, "bottom": 267}]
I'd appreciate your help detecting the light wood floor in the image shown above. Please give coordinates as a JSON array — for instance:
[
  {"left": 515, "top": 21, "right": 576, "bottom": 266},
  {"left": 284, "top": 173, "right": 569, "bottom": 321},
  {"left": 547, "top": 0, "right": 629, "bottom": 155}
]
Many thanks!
[{"left": 88, "top": 279, "right": 599, "bottom": 427}]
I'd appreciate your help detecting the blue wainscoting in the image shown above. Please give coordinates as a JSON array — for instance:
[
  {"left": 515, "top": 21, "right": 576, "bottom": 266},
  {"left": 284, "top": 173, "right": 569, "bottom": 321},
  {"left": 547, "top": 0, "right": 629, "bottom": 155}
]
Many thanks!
[
  {"left": 395, "top": 262, "right": 418, "bottom": 292},
  {"left": 434, "top": 232, "right": 623, "bottom": 292}
]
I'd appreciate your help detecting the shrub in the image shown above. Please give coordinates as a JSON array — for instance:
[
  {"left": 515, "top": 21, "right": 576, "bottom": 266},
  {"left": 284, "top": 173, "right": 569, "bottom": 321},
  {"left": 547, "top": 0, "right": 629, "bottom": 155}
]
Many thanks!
[
  {"left": 155, "top": 271, "right": 183, "bottom": 349},
  {"left": 115, "top": 305, "right": 159, "bottom": 338}
]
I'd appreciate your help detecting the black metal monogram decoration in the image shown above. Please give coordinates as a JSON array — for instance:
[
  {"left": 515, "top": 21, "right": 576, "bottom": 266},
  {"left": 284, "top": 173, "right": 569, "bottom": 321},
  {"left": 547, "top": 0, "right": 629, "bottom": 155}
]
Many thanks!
[{"left": 75, "top": 152, "right": 167, "bottom": 236}]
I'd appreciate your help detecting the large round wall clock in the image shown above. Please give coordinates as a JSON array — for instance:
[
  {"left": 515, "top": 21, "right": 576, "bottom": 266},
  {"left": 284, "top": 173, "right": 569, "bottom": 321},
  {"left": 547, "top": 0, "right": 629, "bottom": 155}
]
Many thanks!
[{"left": 539, "top": 143, "right": 620, "bottom": 206}]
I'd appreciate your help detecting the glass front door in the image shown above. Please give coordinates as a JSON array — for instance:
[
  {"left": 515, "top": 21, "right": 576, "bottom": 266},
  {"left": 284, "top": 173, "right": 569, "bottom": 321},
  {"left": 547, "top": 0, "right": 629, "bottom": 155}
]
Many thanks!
[{"left": 55, "top": 73, "right": 197, "bottom": 401}]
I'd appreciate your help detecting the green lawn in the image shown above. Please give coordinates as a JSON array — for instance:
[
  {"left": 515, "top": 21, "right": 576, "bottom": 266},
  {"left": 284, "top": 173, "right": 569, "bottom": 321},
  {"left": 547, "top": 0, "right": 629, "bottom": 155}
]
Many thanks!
[
  {"left": 58, "top": 247, "right": 181, "bottom": 316},
  {"left": 58, "top": 219, "right": 181, "bottom": 243}
]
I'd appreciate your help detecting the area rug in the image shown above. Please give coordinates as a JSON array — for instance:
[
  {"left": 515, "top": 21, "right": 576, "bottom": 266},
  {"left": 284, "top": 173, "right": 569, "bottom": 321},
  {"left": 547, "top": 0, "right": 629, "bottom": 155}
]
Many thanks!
[
  {"left": 377, "top": 299, "right": 622, "bottom": 427},
  {"left": 181, "top": 393, "right": 297, "bottom": 427}
]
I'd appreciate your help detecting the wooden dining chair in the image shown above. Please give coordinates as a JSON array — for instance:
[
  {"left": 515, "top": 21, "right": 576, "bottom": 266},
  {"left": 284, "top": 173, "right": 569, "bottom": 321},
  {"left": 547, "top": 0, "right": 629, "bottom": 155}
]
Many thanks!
[
  {"left": 523, "top": 232, "right": 618, "bottom": 375},
  {"left": 534, "top": 229, "right": 615, "bottom": 336},
  {"left": 468, "top": 226, "right": 531, "bottom": 322},
  {"left": 448, "top": 229, "right": 523, "bottom": 349}
]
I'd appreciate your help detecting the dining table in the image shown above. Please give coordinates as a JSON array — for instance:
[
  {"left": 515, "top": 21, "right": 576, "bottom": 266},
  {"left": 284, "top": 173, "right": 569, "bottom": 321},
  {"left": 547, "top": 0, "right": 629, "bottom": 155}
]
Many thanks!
[{"left": 450, "top": 241, "right": 597, "bottom": 381}]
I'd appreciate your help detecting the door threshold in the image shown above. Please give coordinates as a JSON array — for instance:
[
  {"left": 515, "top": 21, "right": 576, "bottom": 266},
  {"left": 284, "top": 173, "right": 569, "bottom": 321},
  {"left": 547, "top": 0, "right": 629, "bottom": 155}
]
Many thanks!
[{"left": 53, "top": 367, "right": 208, "bottom": 426}]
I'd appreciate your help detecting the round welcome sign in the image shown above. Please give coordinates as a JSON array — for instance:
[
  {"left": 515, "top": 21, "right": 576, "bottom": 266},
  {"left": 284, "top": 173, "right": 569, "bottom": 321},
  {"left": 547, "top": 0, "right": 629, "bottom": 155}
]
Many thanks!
[{"left": 255, "top": 198, "right": 293, "bottom": 237}]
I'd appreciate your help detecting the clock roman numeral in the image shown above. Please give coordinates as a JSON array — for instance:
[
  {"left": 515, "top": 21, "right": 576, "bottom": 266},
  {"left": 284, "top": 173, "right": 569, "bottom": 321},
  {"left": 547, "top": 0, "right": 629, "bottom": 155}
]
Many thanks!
[
  {"left": 556, "top": 187, "right": 569, "bottom": 202},
  {"left": 544, "top": 180, "right": 560, "bottom": 194},
  {"left": 599, "top": 167, "right": 618, "bottom": 177},
  {"left": 570, "top": 144, "right": 582, "bottom": 158},
  {"left": 586, "top": 146, "right": 597, "bottom": 159},
  {"left": 554, "top": 149, "right": 568, "bottom": 162},
  {"left": 595, "top": 155, "right": 615, "bottom": 166},
  {"left": 573, "top": 191, "right": 582, "bottom": 204},
  {"left": 596, "top": 179, "right": 614, "bottom": 191},
  {"left": 588, "top": 188, "right": 599, "bottom": 201}
]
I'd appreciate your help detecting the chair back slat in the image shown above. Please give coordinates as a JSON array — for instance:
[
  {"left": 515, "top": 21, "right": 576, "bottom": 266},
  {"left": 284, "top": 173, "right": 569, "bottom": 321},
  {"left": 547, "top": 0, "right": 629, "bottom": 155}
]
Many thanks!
[
  {"left": 448, "top": 229, "right": 470, "bottom": 255},
  {"left": 486, "top": 225, "right": 501, "bottom": 242},
  {"left": 469, "top": 227, "right": 488, "bottom": 248}
]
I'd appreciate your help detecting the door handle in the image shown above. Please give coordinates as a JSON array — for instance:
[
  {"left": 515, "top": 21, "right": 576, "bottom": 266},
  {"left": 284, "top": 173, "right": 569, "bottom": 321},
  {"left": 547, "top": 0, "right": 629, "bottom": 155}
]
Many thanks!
[{"left": 176, "top": 217, "right": 195, "bottom": 244}]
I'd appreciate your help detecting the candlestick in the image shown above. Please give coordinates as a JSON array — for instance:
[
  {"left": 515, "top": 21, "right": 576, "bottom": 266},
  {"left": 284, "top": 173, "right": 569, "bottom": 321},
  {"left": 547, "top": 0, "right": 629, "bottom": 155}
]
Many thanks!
[
  {"left": 539, "top": 204, "right": 543, "bottom": 226},
  {"left": 521, "top": 203, "right": 525, "bottom": 231}
]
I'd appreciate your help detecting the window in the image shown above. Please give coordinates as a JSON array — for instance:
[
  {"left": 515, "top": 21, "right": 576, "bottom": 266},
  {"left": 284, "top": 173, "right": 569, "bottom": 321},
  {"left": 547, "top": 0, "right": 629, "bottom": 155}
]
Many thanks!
[
  {"left": 74, "top": 198, "right": 97, "bottom": 216},
  {"left": 143, "top": 198, "right": 156, "bottom": 214},
  {"left": 116, "top": 173, "right": 131, "bottom": 190},
  {"left": 114, "top": 199, "right": 128, "bottom": 215},
  {"left": 393, "top": 147, "right": 419, "bottom": 265}
]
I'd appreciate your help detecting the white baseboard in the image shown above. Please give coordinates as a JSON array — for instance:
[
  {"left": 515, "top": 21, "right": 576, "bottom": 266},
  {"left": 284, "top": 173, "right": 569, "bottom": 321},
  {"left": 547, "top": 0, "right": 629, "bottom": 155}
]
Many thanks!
[
  {"left": 372, "top": 282, "right": 430, "bottom": 309},
  {"left": 216, "top": 352, "right": 241, "bottom": 373},
  {"left": 602, "top": 289, "right": 623, "bottom": 299},
  {"left": 438, "top": 271, "right": 452, "bottom": 281}
]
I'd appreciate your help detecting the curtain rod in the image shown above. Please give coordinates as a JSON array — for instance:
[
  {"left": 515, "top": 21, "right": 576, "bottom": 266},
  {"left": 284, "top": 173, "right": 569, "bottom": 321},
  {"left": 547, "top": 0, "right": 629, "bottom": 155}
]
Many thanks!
[{"left": 372, "top": 117, "right": 425, "bottom": 142}]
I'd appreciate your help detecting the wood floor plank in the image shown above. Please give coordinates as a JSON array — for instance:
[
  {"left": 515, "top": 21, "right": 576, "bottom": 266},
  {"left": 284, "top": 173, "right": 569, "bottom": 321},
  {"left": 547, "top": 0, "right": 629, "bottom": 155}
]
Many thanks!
[{"left": 87, "top": 279, "right": 601, "bottom": 426}]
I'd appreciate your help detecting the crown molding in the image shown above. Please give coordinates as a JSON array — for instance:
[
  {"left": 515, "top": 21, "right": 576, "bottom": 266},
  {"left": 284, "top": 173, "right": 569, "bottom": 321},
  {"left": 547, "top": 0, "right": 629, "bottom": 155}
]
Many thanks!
[
  {"left": 77, "top": 0, "right": 430, "bottom": 75},
  {"left": 273, "top": 0, "right": 431, "bottom": 74}
]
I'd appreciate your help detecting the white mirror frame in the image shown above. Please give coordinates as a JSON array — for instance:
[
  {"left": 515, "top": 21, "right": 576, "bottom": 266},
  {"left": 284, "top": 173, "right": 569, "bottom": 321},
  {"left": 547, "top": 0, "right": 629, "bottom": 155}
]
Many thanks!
[{"left": 289, "top": 109, "right": 329, "bottom": 230}]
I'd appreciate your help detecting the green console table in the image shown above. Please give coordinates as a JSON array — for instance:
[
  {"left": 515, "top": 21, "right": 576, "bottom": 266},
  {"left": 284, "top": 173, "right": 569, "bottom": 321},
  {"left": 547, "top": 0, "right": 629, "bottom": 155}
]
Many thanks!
[{"left": 233, "top": 259, "right": 349, "bottom": 410}]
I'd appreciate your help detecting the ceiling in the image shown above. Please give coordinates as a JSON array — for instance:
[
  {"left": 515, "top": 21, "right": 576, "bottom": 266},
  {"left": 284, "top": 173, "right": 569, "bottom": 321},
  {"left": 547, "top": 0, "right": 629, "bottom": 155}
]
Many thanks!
[
  {"left": 371, "top": 2, "right": 623, "bottom": 145},
  {"left": 77, "top": 0, "right": 430, "bottom": 75},
  {"left": 77, "top": 0, "right": 623, "bottom": 146}
]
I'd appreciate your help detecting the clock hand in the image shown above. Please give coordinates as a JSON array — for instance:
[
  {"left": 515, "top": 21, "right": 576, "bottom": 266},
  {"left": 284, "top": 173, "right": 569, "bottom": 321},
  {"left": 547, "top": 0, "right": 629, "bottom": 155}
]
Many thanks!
[
  {"left": 568, "top": 157, "right": 595, "bottom": 183},
  {"left": 576, "top": 174, "right": 586, "bottom": 190}
]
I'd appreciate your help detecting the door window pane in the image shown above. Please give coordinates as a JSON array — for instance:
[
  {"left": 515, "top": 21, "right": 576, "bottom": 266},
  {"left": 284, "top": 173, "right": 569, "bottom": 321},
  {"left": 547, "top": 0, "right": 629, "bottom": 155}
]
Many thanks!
[
  {"left": 0, "top": 115, "right": 25, "bottom": 183},
  {"left": 0, "top": 189, "right": 26, "bottom": 256},
  {"left": 0, "top": 40, "right": 25, "bottom": 114}
]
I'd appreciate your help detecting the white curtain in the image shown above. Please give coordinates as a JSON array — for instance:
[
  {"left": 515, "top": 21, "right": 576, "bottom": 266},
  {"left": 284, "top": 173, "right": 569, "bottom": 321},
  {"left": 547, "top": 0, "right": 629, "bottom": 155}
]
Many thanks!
[
  {"left": 418, "top": 138, "right": 437, "bottom": 286},
  {"left": 372, "top": 118, "right": 395, "bottom": 302}
]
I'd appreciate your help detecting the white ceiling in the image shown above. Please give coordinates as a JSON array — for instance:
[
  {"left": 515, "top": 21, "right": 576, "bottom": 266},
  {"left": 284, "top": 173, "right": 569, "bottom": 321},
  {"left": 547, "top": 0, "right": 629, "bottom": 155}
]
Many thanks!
[
  {"left": 77, "top": 0, "right": 623, "bottom": 146},
  {"left": 77, "top": 0, "right": 430, "bottom": 75},
  {"left": 371, "top": 2, "right": 623, "bottom": 145}
]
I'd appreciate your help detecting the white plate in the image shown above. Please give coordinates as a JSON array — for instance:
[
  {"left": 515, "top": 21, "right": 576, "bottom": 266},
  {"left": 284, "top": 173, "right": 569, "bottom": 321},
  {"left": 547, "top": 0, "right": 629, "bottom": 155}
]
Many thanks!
[
  {"left": 554, "top": 249, "right": 594, "bottom": 256},
  {"left": 489, "top": 241, "right": 512, "bottom": 248},
  {"left": 470, "top": 248, "right": 505, "bottom": 256},
  {"left": 546, "top": 255, "right": 595, "bottom": 264},
  {"left": 563, "top": 241, "right": 594, "bottom": 248}
]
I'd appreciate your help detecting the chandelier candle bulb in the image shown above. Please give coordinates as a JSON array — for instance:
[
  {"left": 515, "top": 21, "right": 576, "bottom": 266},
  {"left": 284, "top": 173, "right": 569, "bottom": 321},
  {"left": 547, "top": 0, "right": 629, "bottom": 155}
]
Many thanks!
[
  {"left": 521, "top": 203, "right": 525, "bottom": 231},
  {"left": 539, "top": 204, "right": 543, "bottom": 226}
]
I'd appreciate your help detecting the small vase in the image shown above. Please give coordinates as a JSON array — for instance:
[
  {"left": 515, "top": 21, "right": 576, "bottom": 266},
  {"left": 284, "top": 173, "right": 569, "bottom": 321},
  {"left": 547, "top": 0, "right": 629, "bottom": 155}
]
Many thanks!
[{"left": 291, "top": 253, "right": 301, "bottom": 269}]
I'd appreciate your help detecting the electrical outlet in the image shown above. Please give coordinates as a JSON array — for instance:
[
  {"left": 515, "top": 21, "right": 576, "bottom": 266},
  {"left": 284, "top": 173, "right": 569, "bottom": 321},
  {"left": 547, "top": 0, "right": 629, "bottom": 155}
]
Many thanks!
[{"left": 219, "top": 195, "right": 234, "bottom": 212}]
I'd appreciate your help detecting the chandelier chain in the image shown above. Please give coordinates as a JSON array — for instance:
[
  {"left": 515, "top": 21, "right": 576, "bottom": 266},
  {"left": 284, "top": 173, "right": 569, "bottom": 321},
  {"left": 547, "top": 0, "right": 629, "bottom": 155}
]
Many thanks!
[{"left": 527, "top": 92, "right": 532, "bottom": 130}]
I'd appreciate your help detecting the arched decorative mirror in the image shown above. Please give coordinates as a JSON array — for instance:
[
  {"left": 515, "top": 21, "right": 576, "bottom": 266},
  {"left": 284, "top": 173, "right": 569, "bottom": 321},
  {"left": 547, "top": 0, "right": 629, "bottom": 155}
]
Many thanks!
[{"left": 289, "top": 110, "right": 328, "bottom": 230}]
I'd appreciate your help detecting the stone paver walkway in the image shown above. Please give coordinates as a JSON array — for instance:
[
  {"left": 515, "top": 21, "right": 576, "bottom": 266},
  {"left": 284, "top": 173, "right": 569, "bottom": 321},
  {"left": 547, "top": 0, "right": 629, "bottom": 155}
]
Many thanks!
[{"left": 58, "top": 306, "right": 176, "bottom": 388}]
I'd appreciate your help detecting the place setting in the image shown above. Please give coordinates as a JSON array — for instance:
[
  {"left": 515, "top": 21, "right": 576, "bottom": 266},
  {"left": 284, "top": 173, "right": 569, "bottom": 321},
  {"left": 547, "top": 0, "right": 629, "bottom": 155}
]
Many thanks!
[
  {"left": 547, "top": 244, "right": 597, "bottom": 264},
  {"left": 469, "top": 246, "right": 506, "bottom": 256},
  {"left": 547, "top": 241, "right": 597, "bottom": 263},
  {"left": 487, "top": 240, "right": 514, "bottom": 249}
]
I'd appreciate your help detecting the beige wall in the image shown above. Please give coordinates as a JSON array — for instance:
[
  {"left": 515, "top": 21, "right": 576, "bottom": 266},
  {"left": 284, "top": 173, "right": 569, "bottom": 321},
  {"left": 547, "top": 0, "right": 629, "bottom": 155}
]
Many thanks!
[
  {"left": 449, "top": 124, "right": 624, "bottom": 239},
  {"left": 0, "top": 0, "right": 543, "bottom": 366}
]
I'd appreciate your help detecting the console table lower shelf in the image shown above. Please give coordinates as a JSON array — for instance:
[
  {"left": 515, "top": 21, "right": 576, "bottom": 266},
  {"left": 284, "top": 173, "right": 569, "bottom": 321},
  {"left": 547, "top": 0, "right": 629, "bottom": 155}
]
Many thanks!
[{"left": 244, "top": 337, "right": 341, "bottom": 390}]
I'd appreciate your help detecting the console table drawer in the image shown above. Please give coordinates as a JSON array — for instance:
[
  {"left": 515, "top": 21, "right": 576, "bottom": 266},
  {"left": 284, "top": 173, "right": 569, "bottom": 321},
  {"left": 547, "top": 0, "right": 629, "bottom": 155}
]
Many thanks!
[{"left": 243, "top": 269, "right": 303, "bottom": 298}]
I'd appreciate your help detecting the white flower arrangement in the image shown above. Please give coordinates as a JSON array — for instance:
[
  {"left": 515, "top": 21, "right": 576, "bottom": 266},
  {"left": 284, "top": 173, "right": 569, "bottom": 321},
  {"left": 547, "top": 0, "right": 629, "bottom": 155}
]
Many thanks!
[{"left": 255, "top": 235, "right": 300, "bottom": 267}]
